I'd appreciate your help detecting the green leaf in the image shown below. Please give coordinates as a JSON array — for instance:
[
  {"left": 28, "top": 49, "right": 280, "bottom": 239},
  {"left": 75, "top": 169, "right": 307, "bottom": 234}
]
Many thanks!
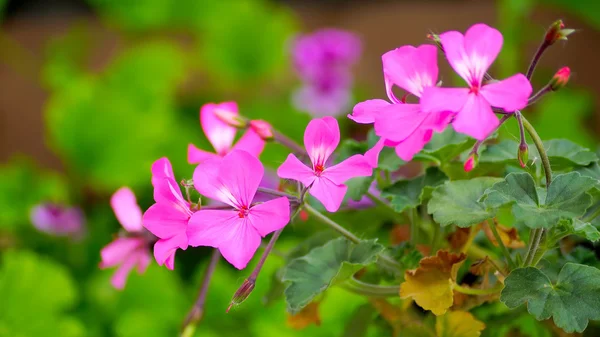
[
  {"left": 382, "top": 167, "right": 447, "bottom": 213},
  {"left": 421, "top": 128, "right": 475, "bottom": 163},
  {"left": 548, "top": 218, "right": 600, "bottom": 243},
  {"left": 282, "top": 238, "right": 384, "bottom": 314},
  {"left": 529, "top": 139, "right": 598, "bottom": 171},
  {"left": 576, "top": 162, "right": 600, "bottom": 180},
  {"left": 428, "top": 177, "right": 501, "bottom": 227},
  {"left": 345, "top": 176, "right": 375, "bottom": 202},
  {"left": 479, "top": 140, "right": 518, "bottom": 164},
  {"left": 484, "top": 172, "right": 598, "bottom": 229},
  {"left": 501, "top": 263, "right": 600, "bottom": 333}
]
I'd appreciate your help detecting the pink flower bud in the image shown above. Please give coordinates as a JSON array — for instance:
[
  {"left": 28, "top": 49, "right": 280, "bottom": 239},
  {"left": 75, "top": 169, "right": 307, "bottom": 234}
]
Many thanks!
[
  {"left": 518, "top": 143, "right": 529, "bottom": 168},
  {"left": 214, "top": 107, "right": 247, "bottom": 128},
  {"left": 464, "top": 154, "right": 478, "bottom": 172},
  {"left": 249, "top": 120, "right": 274, "bottom": 140},
  {"left": 227, "top": 278, "right": 255, "bottom": 312},
  {"left": 550, "top": 67, "right": 570, "bottom": 91}
]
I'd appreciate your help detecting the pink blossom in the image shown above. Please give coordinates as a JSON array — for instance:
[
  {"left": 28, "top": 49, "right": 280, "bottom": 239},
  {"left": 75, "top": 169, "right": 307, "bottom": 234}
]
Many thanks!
[
  {"left": 277, "top": 116, "right": 373, "bottom": 212},
  {"left": 30, "top": 203, "right": 85, "bottom": 239},
  {"left": 349, "top": 45, "right": 451, "bottom": 164},
  {"left": 100, "top": 187, "right": 151, "bottom": 289},
  {"left": 420, "top": 24, "right": 532, "bottom": 140},
  {"left": 142, "top": 158, "right": 191, "bottom": 270},
  {"left": 188, "top": 102, "right": 265, "bottom": 163},
  {"left": 187, "top": 150, "right": 290, "bottom": 270}
]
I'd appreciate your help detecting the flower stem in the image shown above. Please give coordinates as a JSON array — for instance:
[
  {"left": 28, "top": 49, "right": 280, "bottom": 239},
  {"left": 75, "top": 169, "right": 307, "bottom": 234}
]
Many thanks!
[
  {"left": 453, "top": 282, "right": 503, "bottom": 296},
  {"left": 487, "top": 219, "right": 516, "bottom": 270},
  {"left": 250, "top": 229, "right": 283, "bottom": 280},
  {"left": 366, "top": 192, "right": 400, "bottom": 220},
  {"left": 527, "top": 84, "right": 552, "bottom": 105},
  {"left": 583, "top": 205, "right": 600, "bottom": 223},
  {"left": 256, "top": 187, "right": 297, "bottom": 199},
  {"left": 342, "top": 277, "right": 400, "bottom": 297},
  {"left": 303, "top": 204, "right": 402, "bottom": 272},
  {"left": 181, "top": 249, "right": 221, "bottom": 336},
  {"left": 526, "top": 41, "right": 550, "bottom": 80},
  {"left": 273, "top": 130, "right": 305, "bottom": 156}
]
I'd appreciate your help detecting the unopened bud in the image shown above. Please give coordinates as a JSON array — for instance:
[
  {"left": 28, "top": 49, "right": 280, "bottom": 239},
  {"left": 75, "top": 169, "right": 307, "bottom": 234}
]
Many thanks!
[
  {"left": 464, "top": 154, "right": 478, "bottom": 172},
  {"left": 249, "top": 120, "right": 274, "bottom": 141},
  {"left": 214, "top": 107, "right": 247, "bottom": 128},
  {"left": 226, "top": 278, "right": 255, "bottom": 312},
  {"left": 426, "top": 32, "right": 443, "bottom": 50},
  {"left": 518, "top": 143, "right": 529, "bottom": 168},
  {"left": 549, "top": 67, "right": 570, "bottom": 91},
  {"left": 544, "top": 20, "right": 575, "bottom": 45}
]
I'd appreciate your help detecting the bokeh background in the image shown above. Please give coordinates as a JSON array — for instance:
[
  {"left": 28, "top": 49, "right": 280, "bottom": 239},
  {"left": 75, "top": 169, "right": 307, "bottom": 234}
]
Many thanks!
[{"left": 0, "top": 0, "right": 599, "bottom": 336}]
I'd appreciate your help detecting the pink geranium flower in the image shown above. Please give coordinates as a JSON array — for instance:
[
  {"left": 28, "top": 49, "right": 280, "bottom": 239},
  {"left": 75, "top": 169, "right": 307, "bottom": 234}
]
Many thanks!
[
  {"left": 188, "top": 102, "right": 265, "bottom": 163},
  {"left": 100, "top": 187, "right": 151, "bottom": 289},
  {"left": 277, "top": 116, "right": 373, "bottom": 212},
  {"left": 349, "top": 44, "right": 451, "bottom": 164},
  {"left": 142, "top": 158, "right": 191, "bottom": 270},
  {"left": 187, "top": 150, "right": 290, "bottom": 270},
  {"left": 30, "top": 203, "right": 85, "bottom": 239},
  {"left": 421, "top": 23, "right": 532, "bottom": 140}
]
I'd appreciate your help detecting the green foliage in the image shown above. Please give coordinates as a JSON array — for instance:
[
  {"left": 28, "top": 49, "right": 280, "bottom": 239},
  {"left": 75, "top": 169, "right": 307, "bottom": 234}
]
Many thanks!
[
  {"left": 382, "top": 167, "right": 447, "bottom": 213},
  {"left": 484, "top": 172, "right": 597, "bottom": 229},
  {"left": 282, "top": 238, "right": 384, "bottom": 314},
  {"left": 421, "top": 128, "right": 475, "bottom": 164},
  {"left": 428, "top": 177, "right": 501, "bottom": 227},
  {"left": 501, "top": 263, "right": 600, "bottom": 333},
  {"left": 0, "top": 250, "right": 84, "bottom": 336}
]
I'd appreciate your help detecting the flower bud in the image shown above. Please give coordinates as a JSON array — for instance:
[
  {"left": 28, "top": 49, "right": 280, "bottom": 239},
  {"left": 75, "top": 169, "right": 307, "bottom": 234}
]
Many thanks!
[
  {"left": 549, "top": 67, "right": 570, "bottom": 91},
  {"left": 544, "top": 20, "right": 575, "bottom": 45},
  {"left": 426, "top": 32, "right": 443, "bottom": 50},
  {"left": 249, "top": 120, "right": 274, "bottom": 141},
  {"left": 214, "top": 107, "right": 247, "bottom": 128},
  {"left": 518, "top": 143, "right": 529, "bottom": 168},
  {"left": 464, "top": 154, "right": 478, "bottom": 172},
  {"left": 226, "top": 278, "right": 255, "bottom": 312}
]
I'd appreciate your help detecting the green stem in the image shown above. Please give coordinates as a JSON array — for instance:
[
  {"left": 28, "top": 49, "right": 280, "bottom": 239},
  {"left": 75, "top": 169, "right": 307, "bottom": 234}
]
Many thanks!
[
  {"left": 304, "top": 204, "right": 402, "bottom": 272},
  {"left": 453, "top": 282, "right": 503, "bottom": 296},
  {"left": 366, "top": 192, "right": 399, "bottom": 219},
  {"left": 342, "top": 277, "right": 399, "bottom": 298},
  {"left": 487, "top": 219, "right": 516, "bottom": 269},
  {"left": 583, "top": 205, "right": 600, "bottom": 223}
]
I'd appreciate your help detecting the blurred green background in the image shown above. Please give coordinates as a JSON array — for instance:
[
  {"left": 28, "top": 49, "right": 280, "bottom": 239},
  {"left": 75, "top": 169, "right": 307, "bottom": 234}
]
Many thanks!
[{"left": 0, "top": 0, "right": 599, "bottom": 336}]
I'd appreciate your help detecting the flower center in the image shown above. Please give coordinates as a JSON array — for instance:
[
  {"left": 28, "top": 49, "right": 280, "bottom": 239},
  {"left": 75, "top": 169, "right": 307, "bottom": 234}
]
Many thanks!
[
  {"left": 238, "top": 205, "right": 249, "bottom": 218},
  {"left": 314, "top": 164, "right": 325, "bottom": 177},
  {"left": 469, "top": 84, "right": 480, "bottom": 95}
]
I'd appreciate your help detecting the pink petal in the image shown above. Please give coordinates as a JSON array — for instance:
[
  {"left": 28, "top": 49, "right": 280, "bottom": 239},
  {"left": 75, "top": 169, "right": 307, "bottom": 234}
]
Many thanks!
[
  {"left": 232, "top": 128, "right": 265, "bottom": 158},
  {"left": 193, "top": 150, "right": 263, "bottom": 208},
  {"left": 480, "top": 74, "right": 532, "bottom": 112},
  {"left": 110, "top": 187, "right": 143, "bottom": 232},
  {"left": 348, "top": 99, "right": 390, "bottom": 124},
  {"left": 324, "top": 155, "right": 372, "bottom": 185},
  {"left": 142, "top": 202, "right": 190, "bottom": 239},
  {"left": 424, "top": 110, "right": 454, "bottom": 132},
  {"left": 364, "top": 137, "right": 386, "bottom": 168},
  {"left": 463, "top": 24, "right": 503, "bottom": 84},
  {"left": 187, "top": 210, "right": 261, "bottom": 270},
  {"left": 200, "top": 102, "right": 238, "bottom": 155},
  {"left": 110, "top": 255, "right": 138, "bottom": 290},
  {"left": 135, "top": 250, "right": 152, "bottom": 274},
  {"left": 100, "top": 238, "right": 144, "bottom": 268},
  {"left": 248, "top": 197, "right": 290, "bottom": 237},
  {"left": 188, "top": 143, "right": 220, "bottom": 164},
  {"left": 151, "top": 158, "right": 189, "bottom": 208},
  {"left": 153, "top": 233, "right": 188, "bottom": 270},
  {"left": 394, "top": 128, "right": 433, "bottom": 161},
  {"left": 304, "top": 117, "right": 340, "bottom": 167},
  {"left": 373, "top": 103, "right": 425, "bottom": 142},
  {"left": 453, "top": 93, "right": 499, "bottom": 140},
  {"left": 420, "top": 87, "right": 469, "bottom": 114},
  {"left": 277, "top": 153, "right": 316, "bottom": 187},
  {"left": 310, "top": 177, "right": 348, "bottom": 212},
  {"left": 382, "top": 44, "right": 438, "bottom": 97}
]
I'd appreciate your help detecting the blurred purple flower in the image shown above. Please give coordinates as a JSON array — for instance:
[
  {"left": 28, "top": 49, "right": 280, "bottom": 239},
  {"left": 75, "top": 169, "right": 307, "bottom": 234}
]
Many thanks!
[
  {"left": 30, "top": 203, "right": 85, "bottom": 239},
  {"left": 291, "top": 29, "right": 361, "bottom": 117}
]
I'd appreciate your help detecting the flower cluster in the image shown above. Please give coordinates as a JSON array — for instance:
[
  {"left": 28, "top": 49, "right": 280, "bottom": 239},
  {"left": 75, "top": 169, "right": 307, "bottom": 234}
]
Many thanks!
[{"left": 291, "top": 29, "right": 361, "bottom": 117}]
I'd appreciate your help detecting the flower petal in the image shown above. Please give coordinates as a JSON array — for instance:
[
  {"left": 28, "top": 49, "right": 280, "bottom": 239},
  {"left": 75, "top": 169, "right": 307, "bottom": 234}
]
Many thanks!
[
  {"left": 324, "top": 155, "right": 372, "bottom": 185},
  {"left": 200, "top": 102, "right": 238, "bottom": 155},
  {"left": 248, "top": 197, "right": 290, "bottom": 237},
  {"left": 153, "top": 233, "right": 188, "bottom": 270},
  {"left": 193, "top": 150, "right": 263, "bottom": 208},
  {"left": 373, "top": 103, "right": 425, "bottom": 142},
  {"left": 232, "top": 128, "right": 265, "bottom": 158},
  {"left": 293, "top": 84, "right": 351, "bottom": 117},
  {"left": 277, "top": 153, "right": 316, "bottom": 187},
  {"left": 480, "top": 74, "right": 532, "bottom": 112},
  {"left": 110, "top": 255, "right": 138, "bottom": 290},
  {"left": 100, "top": 238, "right": 144, "bottom": 268},
  {"left": 188, "top": 143, "right": 220, "bottom": 164},
  {"left": 348, "top": 99, "right": 390, "bottom": 124},
  {"left": 364, "top": 137, "right": 386, "bottom": 168},
  {"left": 135, "top": 250, "right": 151, "bottom": 274},
  {"left": 142, "top": 202, "right": 189, "bottom": 239},
  {"left": 187, "top": 209, "right": 240, "bottom": 248},
  {"left": 453, "top": 93, "right": 499, "bottom": 140},
  {"left": 463, "top": 23, "right": 503, "bottom": 84},
  {"left": 110, "top": 187, "right": 143, "bottom": 232},
  {"left": 151, "top": 158, "right": 189, "bottom": 208},
  {"left": 218, "top": 222, "right": 262, "bottom": 270},
  {"left": 304, "top": 116, "right": 340, "bottom": 167},
  {"left": 382, "top": 44, "right": 438, "bottom": 97},
  {"left": 310, "top": 177, "right": 348, "bottom": 212},
  {"left": 420, "top": 87, "right": 469, "bottom": 114},
  {"left": 394, "top": 128, "right": 433, "bottom": 161}
]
